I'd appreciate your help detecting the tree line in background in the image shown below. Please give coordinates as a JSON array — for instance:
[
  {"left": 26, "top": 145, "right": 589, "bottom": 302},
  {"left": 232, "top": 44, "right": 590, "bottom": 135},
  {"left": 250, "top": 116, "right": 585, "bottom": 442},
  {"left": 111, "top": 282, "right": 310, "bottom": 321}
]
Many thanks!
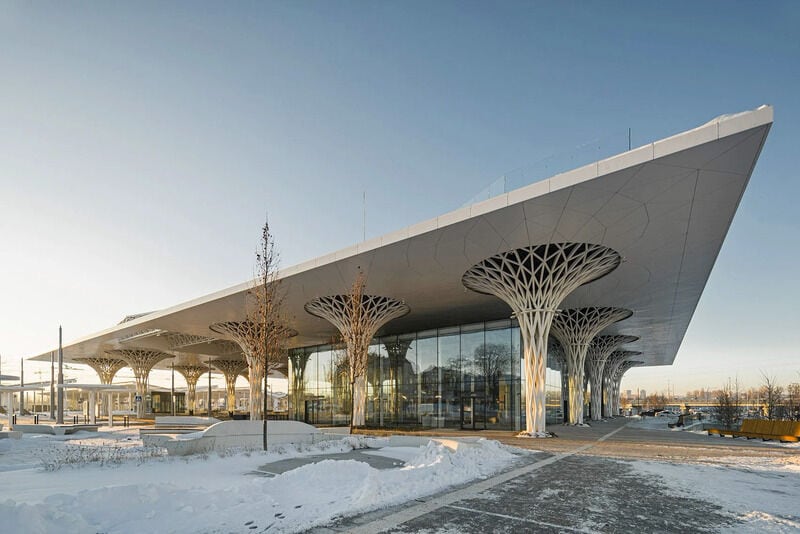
[
  {"left": 709, "top": 374, "right": 800, "bottom": 429},
  {"left": 624, "top": 373, "right": 800, "bottom": 428}
]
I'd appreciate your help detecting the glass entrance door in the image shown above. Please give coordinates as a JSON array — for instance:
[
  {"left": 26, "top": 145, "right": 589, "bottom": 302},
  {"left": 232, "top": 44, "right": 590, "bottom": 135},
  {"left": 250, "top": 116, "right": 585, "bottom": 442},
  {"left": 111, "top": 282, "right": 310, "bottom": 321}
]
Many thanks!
[{"left": 461, "top": 394, "right": 487, "bottom": 430}]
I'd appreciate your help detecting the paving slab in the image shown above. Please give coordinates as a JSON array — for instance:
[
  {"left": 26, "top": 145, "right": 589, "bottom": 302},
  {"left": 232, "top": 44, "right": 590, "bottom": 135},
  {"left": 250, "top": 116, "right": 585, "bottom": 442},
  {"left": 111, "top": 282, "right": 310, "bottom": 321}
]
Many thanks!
[
  {"left": 383, "top": 454, "right": 731, "bottom": 533},
  {"left": 314, "top": 418, "right": 797, "bottom": 533}
]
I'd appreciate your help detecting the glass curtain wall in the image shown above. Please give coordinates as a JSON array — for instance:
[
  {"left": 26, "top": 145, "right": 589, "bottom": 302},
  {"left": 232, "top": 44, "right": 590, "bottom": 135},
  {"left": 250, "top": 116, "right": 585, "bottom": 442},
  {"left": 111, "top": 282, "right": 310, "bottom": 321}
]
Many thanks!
[{"left": 288, "top": 319, "right": 563, "bottom": 430}]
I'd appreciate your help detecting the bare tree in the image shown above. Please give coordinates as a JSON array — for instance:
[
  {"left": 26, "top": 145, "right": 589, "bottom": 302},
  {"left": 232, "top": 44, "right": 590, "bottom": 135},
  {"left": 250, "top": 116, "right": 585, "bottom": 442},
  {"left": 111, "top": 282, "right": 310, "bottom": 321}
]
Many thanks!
[
  {"left": 786, "top": 382, "right": 800, "bottom": 421},
  {"left": 288, "top": 348, "right": 312, "bottom": 421},
  {"left": 329, "top": 340, "right": 351, "bottom": 423},
  {"left": 246, "top": 219, "right": 291, "bottom": 448},
  {"left": 473, "top": 343, "right": 510, "bottom": 409},
  {"left": 343, "top": 272, "right": 370, "bottom": 432},
  {"left": 759, "top": 372, "right": 784, "bottom": 420},
  {"left": 305, "top": 271, "right": 409, "bottom": 432},
  {"left": 713, "top": 377, "right": 742, "bottom": 430}
]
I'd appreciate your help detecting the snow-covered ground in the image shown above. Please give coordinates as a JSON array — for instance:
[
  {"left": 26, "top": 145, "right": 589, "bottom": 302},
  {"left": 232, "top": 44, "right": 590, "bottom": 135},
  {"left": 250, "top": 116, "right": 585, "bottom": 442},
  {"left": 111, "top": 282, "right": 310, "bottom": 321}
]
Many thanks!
[
  {"left": 629, "top": 453, "right": 800, "bottom": 532},
  {"left": 0, "top": 428, "right": 519, "bottom": 533}
]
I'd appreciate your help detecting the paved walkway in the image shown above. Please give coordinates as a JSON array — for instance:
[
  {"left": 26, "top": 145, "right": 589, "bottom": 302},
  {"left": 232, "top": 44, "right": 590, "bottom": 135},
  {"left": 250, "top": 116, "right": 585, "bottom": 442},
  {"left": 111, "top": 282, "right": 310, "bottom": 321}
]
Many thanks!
[{"left": 312, "top": 418, "right": 796, "bottom": 533}]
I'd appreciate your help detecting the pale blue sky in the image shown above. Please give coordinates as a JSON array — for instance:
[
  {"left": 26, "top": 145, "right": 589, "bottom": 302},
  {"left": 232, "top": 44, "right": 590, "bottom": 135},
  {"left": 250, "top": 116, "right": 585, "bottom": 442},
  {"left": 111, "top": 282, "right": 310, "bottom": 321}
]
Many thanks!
[{"left": 1, "top": 2, "right": 798, "bottom": 393}]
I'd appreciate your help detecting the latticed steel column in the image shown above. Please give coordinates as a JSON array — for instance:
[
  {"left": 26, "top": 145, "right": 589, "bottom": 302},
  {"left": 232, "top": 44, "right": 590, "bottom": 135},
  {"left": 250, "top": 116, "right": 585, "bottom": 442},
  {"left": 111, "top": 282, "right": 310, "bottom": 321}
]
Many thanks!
[
  {"left": 107, "top": 349, "right": 173, "bottom": 418},
  {"left": 74, "top": 357, "right": 126, "bottom": 385},
  {"left": 173, "top": 365, "right": 207, "bottom": 414},
  {"left": 74, "top": 357, "right": 126, "bottom": 419},
  {"left": 208, "top": 321, "right": 266, "bottom": 420},
  {"left": 548, "top": 338, "right": 569, "bottom": 423},
  {"left": 602, "top": 350, "right": 641, "bottom": 417},
  {"left": 584, "top": 335, "right": 638, "bottom": 421},
  {"left": 305, "top": 295, "right": 409, "bottom": 427},
  {"left": 462, "top": 243, "right": 621, "bottom": 435},
  {"left": 550, "top": 307, "right": 632, "bottom": 425},
  {"left": 211, "top": 359, "right": 248, "bottom": 414},
  {"left": 613, "top": 360, "right": 643, "bottom": 414}
]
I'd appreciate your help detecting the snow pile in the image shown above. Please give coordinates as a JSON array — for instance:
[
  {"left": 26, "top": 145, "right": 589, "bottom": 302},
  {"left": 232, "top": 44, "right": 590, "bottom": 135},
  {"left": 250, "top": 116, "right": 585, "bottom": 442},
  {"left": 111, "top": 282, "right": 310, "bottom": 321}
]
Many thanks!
[
  {"left": 628, "top": 454, "right": 800, "bottom": 532},
  {"left": 626, "top": 416, "right": 675, "bottom": 431},
  {"left": 0, "top": 435, "right": 517, "bottom": 533}
]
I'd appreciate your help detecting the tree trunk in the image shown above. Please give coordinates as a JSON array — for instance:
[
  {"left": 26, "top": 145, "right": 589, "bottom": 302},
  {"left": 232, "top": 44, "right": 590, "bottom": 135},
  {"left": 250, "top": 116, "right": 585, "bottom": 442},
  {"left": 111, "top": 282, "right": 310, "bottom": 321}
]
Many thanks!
[{"left": 352, "top": 375, "right": 366, "bottom": 428}]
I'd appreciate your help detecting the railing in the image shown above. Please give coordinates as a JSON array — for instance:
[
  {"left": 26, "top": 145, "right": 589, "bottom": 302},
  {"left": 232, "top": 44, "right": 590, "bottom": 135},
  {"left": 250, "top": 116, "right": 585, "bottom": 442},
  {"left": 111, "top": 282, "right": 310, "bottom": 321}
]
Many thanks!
[{"left": 462, "top": 129, "right": 631, "bottom": 208}]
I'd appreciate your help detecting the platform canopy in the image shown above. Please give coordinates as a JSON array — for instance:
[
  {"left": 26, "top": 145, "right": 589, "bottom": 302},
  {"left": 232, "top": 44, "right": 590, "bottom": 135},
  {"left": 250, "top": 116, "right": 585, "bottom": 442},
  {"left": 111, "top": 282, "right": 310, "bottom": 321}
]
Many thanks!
[
  {"left": 0, "top": 385, "right": 43, "bottom": 392},
  {"left": 29, "top": 106, "right": 773, "bottom": 371},
  {"left": 57, "top": 384, "right": 133, "bottom": 392}
]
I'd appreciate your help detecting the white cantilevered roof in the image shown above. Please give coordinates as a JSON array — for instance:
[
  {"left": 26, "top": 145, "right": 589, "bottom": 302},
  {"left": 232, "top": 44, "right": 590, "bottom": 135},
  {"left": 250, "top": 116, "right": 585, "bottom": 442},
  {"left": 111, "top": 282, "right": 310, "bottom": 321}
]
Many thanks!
[{"left": 30, "top": 105, "right": 773, "bottom": 369}]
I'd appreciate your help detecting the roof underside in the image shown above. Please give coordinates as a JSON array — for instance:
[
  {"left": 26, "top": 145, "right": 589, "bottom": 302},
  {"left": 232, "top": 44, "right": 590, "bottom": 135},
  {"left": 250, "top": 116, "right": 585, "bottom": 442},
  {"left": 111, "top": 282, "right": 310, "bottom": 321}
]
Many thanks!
[{"left": 30, "top": 106, "right": 773, "bottom": 371}]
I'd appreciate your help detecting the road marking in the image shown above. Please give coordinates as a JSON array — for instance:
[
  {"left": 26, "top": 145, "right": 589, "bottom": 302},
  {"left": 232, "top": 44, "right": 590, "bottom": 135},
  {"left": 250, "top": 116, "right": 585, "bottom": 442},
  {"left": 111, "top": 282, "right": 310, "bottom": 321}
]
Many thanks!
[
  {"left": 444, "top": 504, "right": 600, "bottom": 534},
  {"left": 346, "top": 423, "right": 628, "bottom": 534}
]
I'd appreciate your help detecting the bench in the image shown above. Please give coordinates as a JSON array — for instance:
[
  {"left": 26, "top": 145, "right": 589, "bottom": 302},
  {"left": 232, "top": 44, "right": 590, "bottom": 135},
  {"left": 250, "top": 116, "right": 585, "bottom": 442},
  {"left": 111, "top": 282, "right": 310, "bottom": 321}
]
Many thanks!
[{"left": 708, "top": 419, "right": 800, "bottom": 442}]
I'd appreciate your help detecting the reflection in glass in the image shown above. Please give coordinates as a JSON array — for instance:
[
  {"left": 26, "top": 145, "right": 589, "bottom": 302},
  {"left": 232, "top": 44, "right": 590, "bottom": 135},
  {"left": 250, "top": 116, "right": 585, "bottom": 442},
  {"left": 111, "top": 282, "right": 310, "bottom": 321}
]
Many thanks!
[{"left": 288, "top": 320, "right": 562, "bottom": 431}]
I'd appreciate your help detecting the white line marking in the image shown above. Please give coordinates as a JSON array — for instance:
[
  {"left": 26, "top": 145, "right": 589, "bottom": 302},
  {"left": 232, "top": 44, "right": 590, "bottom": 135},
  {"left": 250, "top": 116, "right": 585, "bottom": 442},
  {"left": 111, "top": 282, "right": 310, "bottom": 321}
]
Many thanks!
[
  {"left": 346, "top": 423, "right": 628, "bottom": 533},
  {"left": 445, "top": 504, "right": 600, "bottom": 534}
]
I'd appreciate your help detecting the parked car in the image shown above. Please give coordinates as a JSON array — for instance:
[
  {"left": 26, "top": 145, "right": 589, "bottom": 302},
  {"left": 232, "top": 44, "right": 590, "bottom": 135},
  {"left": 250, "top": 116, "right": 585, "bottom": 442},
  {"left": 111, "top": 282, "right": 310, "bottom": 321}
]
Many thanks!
[{"left": 656, "top": 410, "right": 680, "bottom": 417}]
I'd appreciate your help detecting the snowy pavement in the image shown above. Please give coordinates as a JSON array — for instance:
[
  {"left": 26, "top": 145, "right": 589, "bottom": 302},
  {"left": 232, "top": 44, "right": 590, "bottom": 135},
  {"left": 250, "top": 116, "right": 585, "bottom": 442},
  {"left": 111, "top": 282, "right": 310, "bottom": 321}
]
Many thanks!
[
  {"left": 0, "top": 426, "right": 521, "bottom": 533},
  {"left": 1, "top": 419, "right": 798, "bottom": 533},
  {"left": 318, "top": 418, "right": 800, "bottom": 533}
]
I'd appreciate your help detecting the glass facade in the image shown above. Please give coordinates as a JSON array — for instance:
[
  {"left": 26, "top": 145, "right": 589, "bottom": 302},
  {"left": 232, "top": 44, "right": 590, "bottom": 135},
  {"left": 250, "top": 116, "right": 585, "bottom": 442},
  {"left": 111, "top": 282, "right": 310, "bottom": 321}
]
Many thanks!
[{"left": 288, "top": 319, "right": 563, "bottom": 430}]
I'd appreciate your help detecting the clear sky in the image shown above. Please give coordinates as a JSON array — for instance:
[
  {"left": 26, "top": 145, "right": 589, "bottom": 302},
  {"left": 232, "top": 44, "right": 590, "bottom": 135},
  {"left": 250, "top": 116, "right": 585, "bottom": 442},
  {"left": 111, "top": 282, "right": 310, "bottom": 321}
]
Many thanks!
[{"left": 1, "top": 1, "right": 798, "bottom": 394}]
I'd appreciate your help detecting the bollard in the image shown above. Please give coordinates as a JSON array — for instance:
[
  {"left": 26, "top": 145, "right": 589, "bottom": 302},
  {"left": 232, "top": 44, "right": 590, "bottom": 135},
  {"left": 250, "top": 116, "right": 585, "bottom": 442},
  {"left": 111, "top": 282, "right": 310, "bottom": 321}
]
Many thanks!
[
  {"left": 34, "top": 414, "right": 39, "bottom": 424},
  {"left": 12, "top": 415, "right": 16, "bottom": 425},
  {"left": 73, "top": 415, "right": 78, "bottom": 425}
]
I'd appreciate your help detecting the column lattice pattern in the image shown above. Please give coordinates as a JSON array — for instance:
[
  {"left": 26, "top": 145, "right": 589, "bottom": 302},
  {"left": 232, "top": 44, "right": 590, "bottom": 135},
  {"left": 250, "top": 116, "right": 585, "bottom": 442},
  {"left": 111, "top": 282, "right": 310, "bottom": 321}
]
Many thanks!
[
  {"left": 211, "top": 359, "right": 248, "bottom": 413},
  {"left": 305, "top": 295, "right": 409, "bottom": 427},
  {"left": 585, "top": 335, "right": 638, "bottom": 420},
  {"left": 462, "top": 243, "right": 621, "bottom": 435},
  {"left": 209, "top": 321, "right": 265, "bottom": 420},
  {"left": 613, "top": 359, "right": 643, "bottom": 414},
  {"left": 74, "top": 357, "right": 126, "bottom": 385},
  {"left": 602, "top": 350, "right": 641, "bottom": 417},
  {"left": 550, "top": 307, "right": 632, "bottom": 425},
  {"left": 107, "top": 349, "right": 173, "bottom": 417},
  {"left": 173, "top": 365, "right": 207, "bottom": 414}
]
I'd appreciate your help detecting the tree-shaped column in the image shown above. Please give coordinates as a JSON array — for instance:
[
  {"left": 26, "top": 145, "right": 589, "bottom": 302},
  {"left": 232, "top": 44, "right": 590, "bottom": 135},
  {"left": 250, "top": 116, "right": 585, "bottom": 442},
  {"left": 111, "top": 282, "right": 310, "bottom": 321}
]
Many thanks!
[
  {"left": 74, "top": 357, "right": 126, "bottom": 385},
  {"left": 612, "top": 359, "right": 643, "bottom": 415},
  {"left": 211, "top": 359, "right": 248, "bottom": 415},
  {"left": 74, "top": 357, "right": 127, "bottom": 420},
  {"left": 305, "top": 294, "right": 409, "bottom": 428},
  {"left": 602, "top": 350, "right": 641, "bottom": 417},
  {"left": 209, "top": 321, "right": 295, "bottom": 420},
  {"left": 173, "top": 364, "right": 207, "bottom": 415},
  {"left": 550, "top": 307, "right": 632, "bottom": 425},
  {"left": 584, "top": 335, "right": 638, "bottom": 421},
  {"left": 547, "top": 337, "right": 569, "bottom": 423},
  {"left": 208, "top": 321, "right": 265, "bottom": 420},
  {"left": 107, "top": 349, "right": 173, "bottom": 417},
  {"left": 462, "top": 243, "right": 621, "bottom": 435}
]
